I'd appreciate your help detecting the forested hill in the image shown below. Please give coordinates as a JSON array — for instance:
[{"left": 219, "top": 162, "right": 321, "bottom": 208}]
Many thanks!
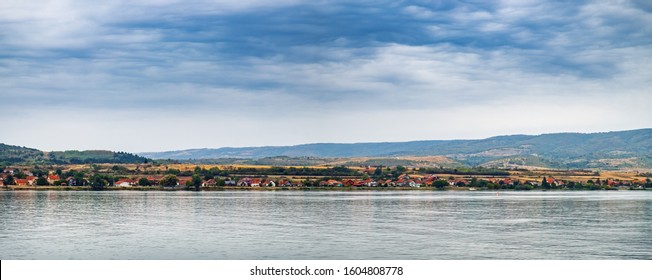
[
  {"left": 140, "top": 129, "right": 652, "bottom": 169},
  {"left": 0, "top": 143, "right": 149, "bottom": 165}
]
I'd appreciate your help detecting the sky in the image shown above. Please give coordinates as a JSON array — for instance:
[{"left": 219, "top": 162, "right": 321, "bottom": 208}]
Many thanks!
[{"left": 1, "top": 0, "right": 651, "bottom": 153}]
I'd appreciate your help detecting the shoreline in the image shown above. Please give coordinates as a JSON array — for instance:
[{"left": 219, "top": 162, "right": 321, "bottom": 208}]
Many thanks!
[{"left": 1, "top": 186, "right": 646, "bottom": 192}]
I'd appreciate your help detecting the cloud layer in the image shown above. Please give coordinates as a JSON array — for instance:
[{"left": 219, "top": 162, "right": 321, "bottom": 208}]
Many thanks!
[{"left": 1, "top": 0, "right": 651, "bottom": 152}]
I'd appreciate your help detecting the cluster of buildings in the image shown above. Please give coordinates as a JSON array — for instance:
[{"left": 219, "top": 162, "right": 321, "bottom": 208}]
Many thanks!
[
  {"left": 1, "top": 168, "right": 648, "bottom": 189},
  {"left": 0, "top": 169, "right": 61, "bottom": 186}
]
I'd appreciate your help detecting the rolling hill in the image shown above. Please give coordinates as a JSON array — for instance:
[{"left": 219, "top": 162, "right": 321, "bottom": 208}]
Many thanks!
[
  {"left": 140, "top": 129, "right": 652, "bottom": 169},
  {"left": 0, "top": 143, "right": 149, "bottom": 165}
]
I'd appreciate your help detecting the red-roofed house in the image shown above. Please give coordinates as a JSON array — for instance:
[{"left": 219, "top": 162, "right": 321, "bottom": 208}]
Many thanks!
[
  {"left": 15, "top": 179, "right": 29, "bottom": 186},
  {"left": 250, "top": 178, "right": 262, "bottom": 187},
  {"left": 202, "top": 179, "right": 217, "bottom": 187},
  {"left": 115, "top": 179, "right": 135, "bottom": 187},
  {"left": 26, "top": 176, "right": 36, "bottom": 185},
  {"left": 47, "top": 174, "right": 60, "bottom": 184}
]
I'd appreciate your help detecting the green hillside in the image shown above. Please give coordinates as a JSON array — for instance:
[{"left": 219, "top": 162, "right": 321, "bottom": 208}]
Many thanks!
[
  {"left": 0, "top": 144, "right": 47, "bottom": 165},
  {"left": 0, "top": 143, "right": 149, "bottom": 165},
  {"left": 140, "top": 129, "right": 652, "bottom": 169}
]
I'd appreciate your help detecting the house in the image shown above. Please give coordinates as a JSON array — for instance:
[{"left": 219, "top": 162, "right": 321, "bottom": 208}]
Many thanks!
[
  {"left": 250, "top": 178, "right": 262, "bottom": 187},
  {"left": 423, "top": 176, "right": 437, "bottom": 185},
  {"left": 15, "top": 179, "right": 29, "bottom": 186},
  {"left": 177, "top": 177, "right": 192, "bottom": 186},
  {"left": 115, "top": 179, "right": 135, "bottom": 187},
  {"left": 398, "top": 174, "right": 410, "bottom": 180},
  {"left": 449, "top": 179, "right": 468, "bottom": 186},
  {"left": 202, "top": 179, "right": 217, "bottom": 187},
  {"left": 319, "top": 180, "right": 342, "bottom": 187},
  {"left": 237, "top": 178, "right": 252, "bottom": 187},
  {"left": 353, "top": 180, "right": 367, "bottom": 187},
  {"left": 47, "top": 174, "right": 60, "bottom": 184},
  {"left": 224, "top": 178, "right": 236, "bottom": 186},
  {"left": 278, "top": 180, "right": 293, "bottom": 187},
  {"left": 26, "top": 176, "right": 36, "bottom": 186},
  {"left": 263, "top": 180, "right": 276, "bottom": 187},
  {"left": 360, "top": 179, "right": 378, "bottom": 187}
]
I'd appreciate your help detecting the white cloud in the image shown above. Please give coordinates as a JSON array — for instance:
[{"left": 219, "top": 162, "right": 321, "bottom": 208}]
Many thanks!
[{"left": 0, "top": 0, "right": 650, "bottom": 151}]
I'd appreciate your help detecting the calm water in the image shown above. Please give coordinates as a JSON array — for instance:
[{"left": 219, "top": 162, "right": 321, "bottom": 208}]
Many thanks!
[{"left": 1, "top": 191, "right": 651, "bottom": 259}]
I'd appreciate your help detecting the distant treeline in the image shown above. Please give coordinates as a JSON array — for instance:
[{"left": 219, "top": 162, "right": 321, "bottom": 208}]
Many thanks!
[
  {"left": 164, "top": 166, "right": 361, "bottom": 177},
  {"left": 48, "top": 151, "right": 149, "bottom": 164}
]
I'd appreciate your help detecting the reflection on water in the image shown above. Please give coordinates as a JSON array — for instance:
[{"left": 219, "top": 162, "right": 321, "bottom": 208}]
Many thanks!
[{"left": 1, "top": 191, "right": 651, "bottom": 259}]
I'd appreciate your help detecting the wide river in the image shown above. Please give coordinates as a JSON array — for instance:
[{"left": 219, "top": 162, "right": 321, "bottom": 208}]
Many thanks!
[{"left": 1, "top": 191, "right": 650, "bottom": 259}]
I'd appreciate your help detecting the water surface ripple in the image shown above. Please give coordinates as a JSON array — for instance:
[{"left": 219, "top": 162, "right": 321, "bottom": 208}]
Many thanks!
[{"left": 1, "top": 191, "right": 650, "bottom": 259}]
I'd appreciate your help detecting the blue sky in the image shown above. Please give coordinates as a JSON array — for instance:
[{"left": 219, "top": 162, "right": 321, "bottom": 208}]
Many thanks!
[{"left": 1, "top": 0, "right": 651, "bottom": 152}]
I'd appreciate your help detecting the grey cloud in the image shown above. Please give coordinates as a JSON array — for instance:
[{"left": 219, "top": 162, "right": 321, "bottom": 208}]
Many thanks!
[{"left": 0, "top": 0, "right": 650, "bottom": 151}]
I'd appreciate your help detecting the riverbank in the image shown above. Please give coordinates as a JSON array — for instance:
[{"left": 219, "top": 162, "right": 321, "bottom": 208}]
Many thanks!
[
  {"left": 2, "top": 185, "right": 648, "bottom": 191},
  {"left": 1, "top": 185, "right": 453, "bottom": 191}
]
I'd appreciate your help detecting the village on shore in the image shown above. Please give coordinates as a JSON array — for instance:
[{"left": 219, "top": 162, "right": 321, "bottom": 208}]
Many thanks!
[{"left": 2, "top": 163, "right": 651, "bottom": 191}]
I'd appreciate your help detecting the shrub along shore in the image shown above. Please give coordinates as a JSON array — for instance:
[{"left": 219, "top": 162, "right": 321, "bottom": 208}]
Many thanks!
[{"left": 2, "top": 164, "right": 651, "bottom": 191}]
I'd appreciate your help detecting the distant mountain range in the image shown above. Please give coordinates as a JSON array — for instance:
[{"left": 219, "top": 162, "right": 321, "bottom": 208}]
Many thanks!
[
  {"left": 140, "top": 129, "right": 652, "bottom": 169},
  {"left": 3, "top": 129, "right": 651, "bottom": 169}
]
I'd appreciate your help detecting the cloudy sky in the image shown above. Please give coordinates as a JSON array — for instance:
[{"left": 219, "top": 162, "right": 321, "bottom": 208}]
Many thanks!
[{"left": 1, "top": 0, "right": 651, "bottom": 152}]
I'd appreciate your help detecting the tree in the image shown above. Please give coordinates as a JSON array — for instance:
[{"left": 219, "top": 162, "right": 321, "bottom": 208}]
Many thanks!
[
  {"left": 35, "top": 176, "right": 49, "bottom": 186},
  {"left": 166, "top": 168, "right": 180, "bottom": 175},
  {"left": 3, "top": 174, "right": 15, "bottom": 186},
  {"left": 14, "top": 172, "right": 27, "bottom": 179},
  {"left": 160, "top": 175, "right": 178, "bottom": 187},
  {"left": 31, "top": 169, "right": 47, "bottom": 177},
  {"left": 208, "top": 167, "right": 222, "bottom": 177},
  {"left": 72, "top": 173, "right": 87, "bottom": 186},
  {"left": 216, "top": 178, "right": 226, "bottom": 186},
  {"left": 189, "top": 174, "right": 202, "bottom": 189},
  {"left": 89, "top": 174, "right": 109, "bottom": 190},
  {"left": 542, "top": 177, "right": 551, "bottom": 189},
  {"left": 138, "top": 177, "right": 152, "bottom": 186},
  {"left": 52, "top": 180, "right": 66, "bottom": 186},
  {"left": 432, "top": 180, "right": 449, "bottom": 189}
]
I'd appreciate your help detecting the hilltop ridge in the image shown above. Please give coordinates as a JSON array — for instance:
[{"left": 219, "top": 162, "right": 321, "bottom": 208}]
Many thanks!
[{"left": 139, "top": 129, "right": 652, "bottom": 169}]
